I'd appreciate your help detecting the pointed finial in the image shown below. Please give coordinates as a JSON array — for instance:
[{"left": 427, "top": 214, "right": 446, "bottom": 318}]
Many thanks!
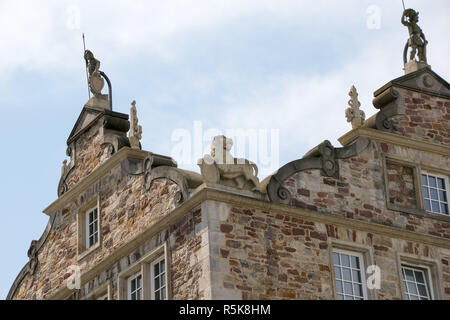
[{"left": 345, "top": 85, "right": 365, "bottom": 129}]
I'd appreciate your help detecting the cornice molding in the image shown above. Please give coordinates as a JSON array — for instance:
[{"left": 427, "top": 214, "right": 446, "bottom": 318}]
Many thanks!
[
  {"left": 43, "top": 147, "right": 149, "bottom": 216},
  {"left": 338, "top": 127, "right": 450, "bottom": 157}
]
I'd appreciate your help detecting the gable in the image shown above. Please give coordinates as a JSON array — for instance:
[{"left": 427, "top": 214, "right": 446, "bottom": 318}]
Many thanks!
[
  {"left": 374, "top": 68, "right": 450, "bottom": 99},
  {"left": 66, "top": 107, "right": 104, "bottom": 145}
]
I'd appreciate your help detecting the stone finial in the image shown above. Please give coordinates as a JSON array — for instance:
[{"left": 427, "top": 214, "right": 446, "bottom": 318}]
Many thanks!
[
  {"left": 198, "top": 135, "right": 260, "bottom": 191},
  {"left": 345, "top": 85, "right": 365, "bottom": 129},
  {"left": 128, "top": 100, "right": 142, "bottom": 149},
  {"left": 401, "top": 8, "right": 429, "bottom": 74}
]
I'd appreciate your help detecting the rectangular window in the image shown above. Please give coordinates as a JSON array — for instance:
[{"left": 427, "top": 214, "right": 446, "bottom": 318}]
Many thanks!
[
  {"left": 118, "top": 243, "right": 169, "bottom": 300},
  {"left": 128, "top": 273, "right": 142, "bottom": 300},
  {"left": 86, "top": 207, "right": 99, "bottom": 248},
  {"left": 422, "top": 172, "right": 449, "bottom": 215},
  {"left": 151, "top": 257, "right": 166, "bottom": 300},
  {"left": 401, "top": 265, "right": 432, "bottom": 300},
  {"left": 333, "top": 250, "right": 367, "bottom": 300}
]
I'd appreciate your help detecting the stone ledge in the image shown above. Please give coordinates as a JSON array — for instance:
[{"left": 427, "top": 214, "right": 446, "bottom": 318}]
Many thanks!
[
  {"left": 43, "top": 147, "right": 149, "bottom": 216},
  {"left": 388, "top": 203, "right": 450, "bottom": 223},
  {"left": 338, "top": 127, "right": 450, "bottom": 156}
]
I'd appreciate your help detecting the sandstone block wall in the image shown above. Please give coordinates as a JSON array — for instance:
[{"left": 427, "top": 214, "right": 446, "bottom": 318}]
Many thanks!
[
  {"left": 206, "top": 201, "right": 450, "bottom": 300},
  {"left": 281, "top": 141, "right": 450, "bottom": 239},
  {"left": 13, "top": 157, "right": 185, "bottom": 299},
  {"left": 65, "top": 120, "right": 111, "bottom": 190},
  {"left": 391, "top": 89, "right": 450, "bottom": 145}
]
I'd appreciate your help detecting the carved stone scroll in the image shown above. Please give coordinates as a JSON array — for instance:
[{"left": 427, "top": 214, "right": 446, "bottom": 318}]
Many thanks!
[{"left": 267, "top": 137, "right": 370, "bottom": 205}]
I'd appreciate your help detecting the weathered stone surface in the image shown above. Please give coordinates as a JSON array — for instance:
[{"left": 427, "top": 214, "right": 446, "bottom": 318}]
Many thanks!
[
  {"left": 206, "top": 202, "right": 450, "bottom": 300},
  {"left": 281, "top": 140, "right": 450, "bottom": 239},
  {"left": 390, "top": 89, "right": 450, "bottom": 145},
  {"left": 386, "top": 162, "right": 417, "bottom": 209}
]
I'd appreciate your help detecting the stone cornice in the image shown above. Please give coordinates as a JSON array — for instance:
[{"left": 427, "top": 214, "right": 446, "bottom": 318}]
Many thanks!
[
  {"left": 338, "top": 127, "right": 450, "bottom": 156},
  {"left": 43, "top": 147, "right": 149, "bottom": 216},
  {"left": 48, "top": 184, "right": 450, "bottom": 300}
]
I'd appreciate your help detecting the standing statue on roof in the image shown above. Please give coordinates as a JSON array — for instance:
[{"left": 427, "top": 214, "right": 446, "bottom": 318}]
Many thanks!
[
  {"left": 129, "top": 100, "right": 142, "bottom": 150},
  {"left": 401, "top": 8, "right": 428, "bottom": 64},
  {"left": 84, "top": 50, "right": 105, "bottom": 97}
]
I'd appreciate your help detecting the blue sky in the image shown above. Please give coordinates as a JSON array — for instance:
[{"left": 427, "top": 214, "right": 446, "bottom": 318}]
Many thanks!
[{"left": 0, "top": 0, "right": 449, "bottom": 299}]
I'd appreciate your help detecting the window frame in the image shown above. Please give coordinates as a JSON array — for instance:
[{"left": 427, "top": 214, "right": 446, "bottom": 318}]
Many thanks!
[
  {"left": 400, "top": 264, "right": 434, "bottom": 300},
  {"left": 396, "top": 253, "right": 444, "bottom": 300},
  {"left": 127, "top": 272, "right": 143, "bottom": 300},
  {"left": 85, "top": 206, "right": 99, "bottom": 249},
  {"left": 381, "top": 155, "right": 450, "bottom": 222},
  {"left": 76, "top": 194, "right": 102, "bottom": 261},
  {"left": 382, "top": 155, "right": 422, "bottom": 214},
  {"left": 421, "top": 171, "right": 449, "bottom": 216},
  {"left": 118, "top": 242, "right": 170, "bottom": 300},
  {"left": 332, "top": 248, "right": 368, "bottom": 300},
  {"left": 150, "top": 255, "right": 166, "bottom": 300}
]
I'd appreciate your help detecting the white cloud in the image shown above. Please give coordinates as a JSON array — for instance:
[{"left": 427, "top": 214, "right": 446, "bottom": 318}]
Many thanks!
[
  {"left": 0, "top": 0, "right": 401, "bottom": 72},
  {"left": 0, "top": 0, "right": 448, "bottom": 177}
]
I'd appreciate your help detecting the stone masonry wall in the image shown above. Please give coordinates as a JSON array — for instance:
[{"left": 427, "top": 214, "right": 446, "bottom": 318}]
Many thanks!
[
  {"left": 391, "top": 89, "right": 450, "bottom": 145},
  {"left": 77, "top": 206, "right": 208, "bottom": 300},
  {"left": 65, "top": 120, "right": 111, "bottom": 190},
  {"left": 207, "top": 201, "right": 450, "bottom": 300},
  {"left": 386, "top": 161, "right": 417, "bottom": 209},
  {"left": 12, "top": 158, "right": 183, "bottom": 300},
  {"left": 281, "top": 140, "right": 450, "bottom": 239}
]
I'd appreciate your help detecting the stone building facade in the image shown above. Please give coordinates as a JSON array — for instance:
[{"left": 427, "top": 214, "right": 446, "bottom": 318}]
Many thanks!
[{"left": 7, "top": 17, "right": 450, "bottom": 301}]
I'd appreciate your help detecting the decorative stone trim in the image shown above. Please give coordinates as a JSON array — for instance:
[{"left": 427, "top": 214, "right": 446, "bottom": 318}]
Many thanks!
[
  {"left": 43, "top": 147, "right": 149, "bottom": 216},
  {"left": 141, "top": 152, "right": 187, "bottom": 207},
  {"left": 373, "top": 67, "right": 450, "bottom": 100},
  {"left": 338, "top": 127, "right": 450, "bottom": 157},
  {"left": 373, "top": 88, "right": 401, "bottom": 133},
  {"left": 267, "top": 137, "right": 370, "bottom": 204},
  {"left": 143, "top": 165, "right": 189, "bottom": 207}
]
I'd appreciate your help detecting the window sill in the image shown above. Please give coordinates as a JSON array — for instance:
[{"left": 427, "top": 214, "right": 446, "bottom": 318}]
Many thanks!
[
  {"left": 388, "top": 203, "right": 450, "bottom": 223},
  {"left": 77, "top": 241, "right": 101, "bottom": 262}
]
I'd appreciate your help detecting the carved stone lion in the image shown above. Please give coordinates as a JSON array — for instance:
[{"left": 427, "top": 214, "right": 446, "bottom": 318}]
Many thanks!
[{"left": 198, "top": 135, "right": 260, "bottom": 191}]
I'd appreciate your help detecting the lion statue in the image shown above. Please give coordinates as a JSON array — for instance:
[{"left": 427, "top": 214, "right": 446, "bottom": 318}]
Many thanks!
[{"left": 198, "top": 135, "right": 260, "bottom": 191}]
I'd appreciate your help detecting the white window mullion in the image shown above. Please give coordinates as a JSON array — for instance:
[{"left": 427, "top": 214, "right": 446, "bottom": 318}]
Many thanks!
[
  {"left": 422, "top": 172, "right": 449, "bottom": 216},
  {"left": 332, "top": 249, "right": 367, "bottom": 300},
  {"left": 85, "top": 207, "right": 99, "bottom": 249},
  {"left": 401, "top": 265, "right": 432, "bottom": 300}
]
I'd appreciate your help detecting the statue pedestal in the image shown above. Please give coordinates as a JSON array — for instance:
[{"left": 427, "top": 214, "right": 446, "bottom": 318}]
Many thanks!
[
  {"left": 404, "top": 60, "right": 429, "bottom": 74},
  {"left": 84, "top": 94, "right": 110, "bottom": 110}
]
